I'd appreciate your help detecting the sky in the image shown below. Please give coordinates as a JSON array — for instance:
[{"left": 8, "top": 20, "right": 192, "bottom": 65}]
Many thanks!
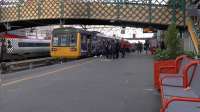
[
  {"left": 42, "top": 25, "right": 154, "bottom": 43},
  {"left": 75, "top": 25, "right": 154, "bottom": 43},
  {"left": 12, "top": 25, "right": 154, "bottom": 43},
  {"left": 63, "top": 25, "right": 154, "bottom": 38}
]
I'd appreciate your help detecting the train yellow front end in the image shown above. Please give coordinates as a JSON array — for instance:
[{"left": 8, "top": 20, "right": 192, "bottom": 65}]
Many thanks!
[{"left": 50, "top": 28, "right": 81, "bottom": 59}]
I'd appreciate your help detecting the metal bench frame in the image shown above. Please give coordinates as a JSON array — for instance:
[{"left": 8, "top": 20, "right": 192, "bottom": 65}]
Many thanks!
[
  {"left": 160, "top": 61, "right": 198, "bottom": 88},
  {"left": 160, "top": 62, "right": 200, "bottom": 112},
  {"left": 157, "top": 55, "right": 192, "bottom": 89}
]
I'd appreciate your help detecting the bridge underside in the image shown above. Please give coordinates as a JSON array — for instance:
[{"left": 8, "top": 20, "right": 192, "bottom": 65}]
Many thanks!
[
  {"left": 0, "top": 0, "right": 187, "bottom": 32},
  {"left": 0, "top": 18, "right": 186, "bottom": 32}
]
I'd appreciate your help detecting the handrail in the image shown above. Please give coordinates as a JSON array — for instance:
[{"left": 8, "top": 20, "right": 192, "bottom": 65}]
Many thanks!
[{"left": 186, "top": 18, "right": 199, "bottom": 54}]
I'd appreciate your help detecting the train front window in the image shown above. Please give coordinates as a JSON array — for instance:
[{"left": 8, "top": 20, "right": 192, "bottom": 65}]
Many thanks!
[
  {"left": 70, "top": 34, "right": 76, "bottom": 47},
  {"left": 52, "top": 33, "right": 77, "bottom": 47},
  {"left": 52, "top": 37, "right": 59, "bottom": 46},
  {"left": 60, "top": 36, "right": 69, "bottom": 46}
]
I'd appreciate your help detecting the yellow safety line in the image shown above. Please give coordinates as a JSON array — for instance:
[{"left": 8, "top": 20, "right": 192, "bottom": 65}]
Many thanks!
[{"left": 2, "top": 60, "right": 94, "bottom": 87}]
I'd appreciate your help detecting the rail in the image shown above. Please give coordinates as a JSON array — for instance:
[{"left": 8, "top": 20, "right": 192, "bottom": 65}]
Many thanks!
[{"left": 0, "top": 57, "right": 56, "bottom": 74}]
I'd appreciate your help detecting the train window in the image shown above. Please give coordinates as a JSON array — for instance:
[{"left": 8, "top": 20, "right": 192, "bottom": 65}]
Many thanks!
[
  {"left": 52, "top": 32, "right": 77, "bottom": 47},
  {"left": 60, "top": 37, "right": 68, "bottom": 46},
  {"left": 70, "top": 33, "right": 77, "bottom": 47},
  {"left": 52, "top": 37, "right": 59, "bottom": 46},
  {"left": 66, "top": 33, "right": 72, "bottom": 47},
  {"left": 18, "top": 42, "right": 50, "bottom": 47}
]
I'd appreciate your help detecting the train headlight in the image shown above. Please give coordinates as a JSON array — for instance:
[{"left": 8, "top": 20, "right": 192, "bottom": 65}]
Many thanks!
[
  {"left": 70, "top": 47, "right": 77, "bottom": 51},
  {"left": 52, "top": 48, "right": 57, "bottom": 51}
]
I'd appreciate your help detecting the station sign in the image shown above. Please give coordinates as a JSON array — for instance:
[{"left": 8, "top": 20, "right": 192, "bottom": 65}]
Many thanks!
[{"left": 143, "top": 28, "right": 157, "bottom": 33}]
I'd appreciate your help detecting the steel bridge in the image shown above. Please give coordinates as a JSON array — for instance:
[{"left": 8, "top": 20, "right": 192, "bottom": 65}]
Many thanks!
[{"left": 0, "top": 0, "right": 190, "bottom": 32}]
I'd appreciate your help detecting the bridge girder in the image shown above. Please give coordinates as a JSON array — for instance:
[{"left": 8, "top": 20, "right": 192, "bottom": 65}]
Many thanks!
[{"left": 0, "top": 0, "right": 188, "bottom": 32}]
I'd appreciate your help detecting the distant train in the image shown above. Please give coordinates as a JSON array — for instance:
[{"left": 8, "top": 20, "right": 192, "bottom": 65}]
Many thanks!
[
  {"left": 0, "top": 34, "right": 50, "bottom": 61},
  {"left": 50, "top": 27, "right": 115, "bottom": 59}
]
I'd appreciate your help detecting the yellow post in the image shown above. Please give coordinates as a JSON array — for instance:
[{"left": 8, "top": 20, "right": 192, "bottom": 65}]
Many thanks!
[
  {"left": 186, "top": 18, "right": 199, "bottom": 54},
  {"left": 77, "top": 33, "right": 81, "bottom": 57}
]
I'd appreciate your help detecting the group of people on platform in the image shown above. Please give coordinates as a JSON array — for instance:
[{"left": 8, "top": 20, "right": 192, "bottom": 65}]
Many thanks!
[
  {"left": 134, "top": 39, "right": 166, "bottom": 55},
  {"left": 94, "top": 38, "right": 166, "bottom": 58},
  {"left": 94, "top": 38, "right": 129, "bottom": 59}
]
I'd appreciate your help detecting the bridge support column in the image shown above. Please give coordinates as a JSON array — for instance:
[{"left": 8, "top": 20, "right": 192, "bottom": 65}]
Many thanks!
[
  {"left": 60, "top": 0, "right": 64, "bottom": 18},
  {"left": 172, "top": 0, "right": 177, "bottom": 23},
  {"left": 0, "top": 37, "right": 5, "bottom": 63},
  {"left": 37, "top": 0, "right": 42, "bottom": 18},
  {"left": 148, "top": 0, "right": 152, "bottom": 23}
]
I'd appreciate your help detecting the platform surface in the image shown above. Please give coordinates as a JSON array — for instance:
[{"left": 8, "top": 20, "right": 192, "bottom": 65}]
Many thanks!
[{"left": 0, "top": 53, "right": 160, "bottom": 112}]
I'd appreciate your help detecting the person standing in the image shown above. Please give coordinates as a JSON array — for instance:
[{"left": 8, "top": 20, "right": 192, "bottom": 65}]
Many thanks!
[
  {"left": 160, "top": 40, "right": 165, "bottom": 50},
  {"left": 105, "top": 40, "right": 109, "bottom": 59},
  {"left": 115, "top": 40, "right": 120, "bottom": 59},
  {"left": 111, "top": 40, "right": 116, "bottom": 59},
  {"left": 138, "top": 41, "right": 143, "bottom": 54},
  {"left": 144, "top": 40, "right": 150, "bottom": 54},
  {"left": 108, "top": 40, "right": 112, "bottom": 59},
  {"left": 120, "top": 38, "right": 126, "bottom": 58}
]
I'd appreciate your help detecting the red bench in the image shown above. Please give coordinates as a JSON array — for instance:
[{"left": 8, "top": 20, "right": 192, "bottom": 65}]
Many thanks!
[
  {"left": 159, "top": 62, "right": 200, "bottom": 112},
  {"left": 154, "top": 55, "right": 190, "bottom": 90}
]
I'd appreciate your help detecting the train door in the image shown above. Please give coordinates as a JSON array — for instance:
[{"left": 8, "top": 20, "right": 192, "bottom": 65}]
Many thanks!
[
  {"left": 87, "top": 35, "right": 92, "bottom": 56},
  {"left": 80, "top": 33, "right": 88, "bottom": 57},
  {"left": 6, "top": 39, "right": 14, "bottom": 54}
]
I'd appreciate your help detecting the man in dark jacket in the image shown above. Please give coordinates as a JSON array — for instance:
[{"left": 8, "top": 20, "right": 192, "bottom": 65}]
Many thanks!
[
  {"left": 120, "top": 39, "right": 126, "bottom": 58},
  {"left": 115, "top": 40, "right": 120, "bottom": 59}
]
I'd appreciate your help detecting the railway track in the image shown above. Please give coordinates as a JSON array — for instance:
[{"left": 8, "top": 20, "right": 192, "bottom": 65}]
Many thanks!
[{"left": 0, "top": 57, "right": 63, "bottom": 74}]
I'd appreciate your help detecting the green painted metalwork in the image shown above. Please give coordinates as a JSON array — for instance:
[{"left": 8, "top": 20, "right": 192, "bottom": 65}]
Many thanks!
[
  {"left": 60, "top": 0, "right": 64, "bottom": 18},
  {"left": 0, "top": 0, "right": 189, "bottom": 27},
  {"left": 37, "top": 0, "right": 42, "bottom": 18},
  {"left": 148, "top": 0, "right": 152, "bottom": 23},
  {"left": 86, "top": 1, "right": 91, "bottom": 18},
  {"left": 17, "top": 1, "right": 21, "bottom": 20},
  {"left": 179, "top": 0, "right": 185, "bottom": 12},
  {"left": 171, "top": 0, "right": 177, "bottom": 23}
]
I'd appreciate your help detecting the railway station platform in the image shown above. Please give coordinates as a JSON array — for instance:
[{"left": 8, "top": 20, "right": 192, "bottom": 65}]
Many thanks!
[{"left": 0, "top": 53, "right": 160, "bottom": 112}]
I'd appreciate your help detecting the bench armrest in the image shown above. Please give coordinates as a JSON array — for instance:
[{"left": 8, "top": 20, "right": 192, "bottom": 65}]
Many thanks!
[
  {"left": 161, "top": 97, "right": 200, "bottom": 112},
  {"left": 183, "top": 61, "right": 199, "bottom": 88}
]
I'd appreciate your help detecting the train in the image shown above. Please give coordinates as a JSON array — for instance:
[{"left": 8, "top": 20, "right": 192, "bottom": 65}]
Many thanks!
[
  {"left": 50, "top": 27, "right": 117, "bottom": 59},
  {"left": 0, "top": 27, "right": 133, "bottom": 61},
  {"left": 0, "top": 33, "right": 50, "bottom": 61}
]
